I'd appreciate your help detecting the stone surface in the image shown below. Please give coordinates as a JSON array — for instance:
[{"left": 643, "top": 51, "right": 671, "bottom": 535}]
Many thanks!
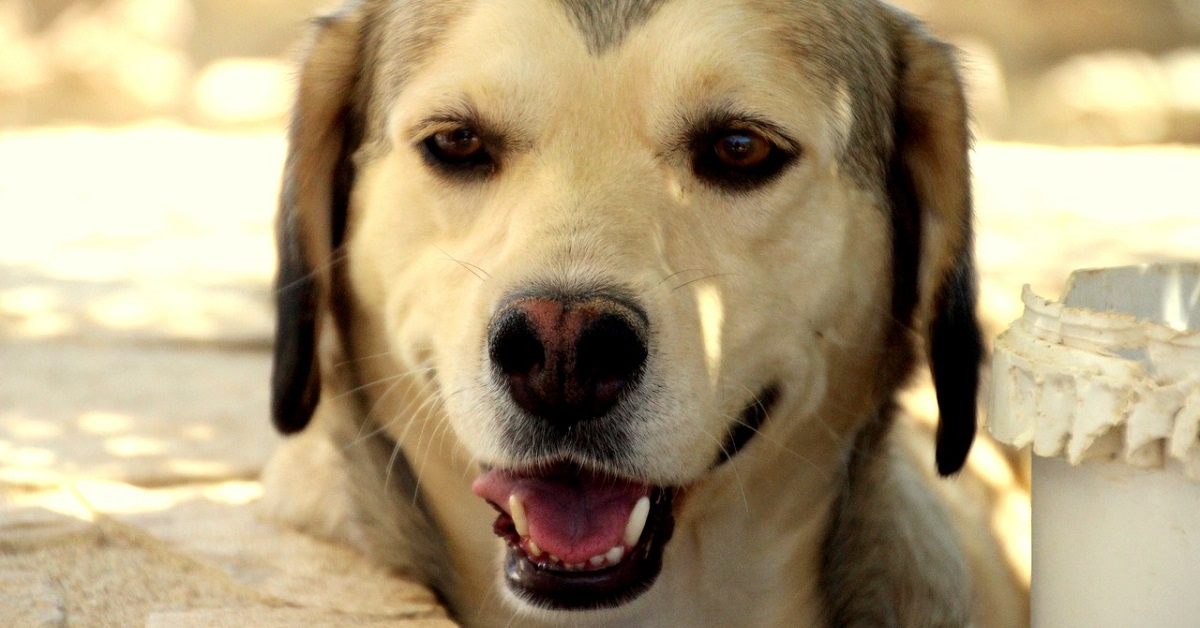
[
  {"left": 146, "top": 609, "right": 457, "bottom": 628},
  {"left": 0, "top": 482, "right": 449, "bottom": 626},
  {"left": 0, "top": 570, "right": 66, "bottom": 628},
  {"left": 0, "top": 505, "right": 278, "bottom": 627},
  {"left": 0, "top": 342, "right": 275, "bottom": 487},
  {"left": 0, "top": 505, "right": 100, "bottom": 550}
]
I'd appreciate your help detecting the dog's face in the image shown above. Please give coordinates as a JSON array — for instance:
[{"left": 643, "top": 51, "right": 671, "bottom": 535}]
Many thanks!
[
  {"left": 272, "top": 0, "right": 980, "bottom": 616},
  {"left": 353, "top": 0, "right": 892, "bottom": 478}
]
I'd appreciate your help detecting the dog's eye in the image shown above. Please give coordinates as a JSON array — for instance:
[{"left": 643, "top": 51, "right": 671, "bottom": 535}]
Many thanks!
[
  {"left": 692, "top": 127, "right": 797, "bottom": 191},
  {"left": 713, "top": 131, "right": 772, "bottom": 168},
  {"left": 421, "top": 127, "right": 496, "bottom": 175}
]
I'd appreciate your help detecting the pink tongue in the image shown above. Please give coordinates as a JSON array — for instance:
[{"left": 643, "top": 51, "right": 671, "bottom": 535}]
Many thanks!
[{"left": 472, "top": 468, "right": 649, "bottom": 564}]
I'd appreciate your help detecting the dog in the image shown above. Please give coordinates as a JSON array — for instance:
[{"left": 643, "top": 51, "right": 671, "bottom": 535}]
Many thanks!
[{"left": 260, "top": 0, "right": 1024, "bottom": 625}]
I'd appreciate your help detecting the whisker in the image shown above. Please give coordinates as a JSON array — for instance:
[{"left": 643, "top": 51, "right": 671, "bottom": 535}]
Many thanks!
[
  {"left": 272, "top": 248, "right": 348, "bottom": 296},
  {"left": 434, "top": 244, "right": 491, "bottom": 281},
  {"left": 343, "top": 372, "right": 441, "bottom": 451},
  {"left": 332, "top": 350, "right": 407, "bottom": 368},
  {"left": 698, "top": 425, "right": 750, "bottom": 514},
  {"left": 332, "top": 365, "right": 436, "bottom": 403},
  {"left": 672, "top": 272, "right": 737, "bottom": 291},
  {"left": 344, "top": 376, "right": 420, "bottom": 451},
  {"left": 658, "top": 268, "right": 709, "bottom": 285}
]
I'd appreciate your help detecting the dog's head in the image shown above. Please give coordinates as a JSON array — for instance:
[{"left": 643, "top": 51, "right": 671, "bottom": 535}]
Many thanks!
[{"left": 271, "top": 0, "right": 981, "bottom": 614}]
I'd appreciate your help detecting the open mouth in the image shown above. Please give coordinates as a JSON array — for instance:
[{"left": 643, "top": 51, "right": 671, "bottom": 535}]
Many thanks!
[
  {"left": 470, "top": 383, "right": 779, "bottom": 610},
  {"left": 471, "top": 463, "right": 676, "bottom": 610}
]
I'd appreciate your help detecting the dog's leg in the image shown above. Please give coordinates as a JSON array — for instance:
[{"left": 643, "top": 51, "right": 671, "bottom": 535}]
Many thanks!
[{"left": 260, "top": 405, "right": 357, "bottom": 544}]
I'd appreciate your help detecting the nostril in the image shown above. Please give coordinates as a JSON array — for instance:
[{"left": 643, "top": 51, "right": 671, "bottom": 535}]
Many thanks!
[
  {"left": 577, "top": 313, "right": 647, "bottom": 398},
  {"left": 489, "top": 310, "right": 545, "bottom": 378}
]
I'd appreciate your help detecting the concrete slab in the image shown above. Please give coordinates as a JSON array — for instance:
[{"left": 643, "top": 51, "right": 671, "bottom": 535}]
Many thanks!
[
  {"left": 1, "top": 342, "right": 275, "bottom": 487},
  {"left": 0, "top": 482, "right": 450, "bottom": 626}
]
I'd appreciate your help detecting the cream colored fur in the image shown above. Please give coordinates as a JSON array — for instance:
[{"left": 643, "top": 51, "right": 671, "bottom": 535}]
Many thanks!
[{"left": 262, "top": 0, "right": 1027, "bottom": 625}]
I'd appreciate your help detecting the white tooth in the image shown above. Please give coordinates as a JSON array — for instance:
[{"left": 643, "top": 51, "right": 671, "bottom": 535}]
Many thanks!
[
  {"left": 527, "top": 540, "right": 542, "bottom": 557},
  {"left": 549, "top": 554, "right": 560, "bottom": 564},
  {"left": 589, "top": 554, "right": 606, "bottom": 567},
  {"left": 509, "top": 494, "right": 528, "bottom": 537},
  {"left": 568, "top": 562, "right": 584, "bottom": 571},
  {"left": 605, "top": 545, "right": 625, "bottom": 564},
  {"left": 624, "top": 496, "right": 650, "bottom": 547}
]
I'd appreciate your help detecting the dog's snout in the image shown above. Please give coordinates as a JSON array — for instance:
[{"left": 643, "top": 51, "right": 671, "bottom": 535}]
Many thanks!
[{"left": 488, "top": 296, "right": 648, "bottom": 424}]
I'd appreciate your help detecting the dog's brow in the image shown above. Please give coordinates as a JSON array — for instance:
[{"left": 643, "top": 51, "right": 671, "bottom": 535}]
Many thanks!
[{"left": 558, "top": 0, "right": 671, "bottom": 54}]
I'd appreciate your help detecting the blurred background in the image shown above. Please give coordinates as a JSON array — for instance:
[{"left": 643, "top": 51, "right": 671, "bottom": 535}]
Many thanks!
[
  {"left": 1, "top": 0, "right": 1198, "bottom": 623},
  {"left": 3, "top": 0, "right": 1200, "bottom": 140}
]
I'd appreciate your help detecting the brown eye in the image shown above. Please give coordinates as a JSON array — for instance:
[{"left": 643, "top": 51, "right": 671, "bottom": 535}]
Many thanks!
[
  {"left": 691, "top": 124, "right": 797, "bottom": 191},
  {"left": 429, "top": 128, "right": 483, "bottom": 160},
  {"left": 713, "top": 131, "right": 772, "bottom": 168},
  {"left": 421, "top": 126, "right": 496, "bottom": 176}
]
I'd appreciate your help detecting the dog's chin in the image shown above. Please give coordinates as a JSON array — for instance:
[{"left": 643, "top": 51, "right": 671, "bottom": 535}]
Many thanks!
[{"left": 471, "top": 384, "right": 779, "bottom": 611}]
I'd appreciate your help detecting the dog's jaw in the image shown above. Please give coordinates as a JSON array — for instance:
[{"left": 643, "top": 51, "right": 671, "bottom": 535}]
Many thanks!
[{"left": 465, "top": 384, "right": 781, "bottom": 612}]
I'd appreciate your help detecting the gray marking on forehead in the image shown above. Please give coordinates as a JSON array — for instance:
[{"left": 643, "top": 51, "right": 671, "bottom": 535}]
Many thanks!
[{"left": 558, "top": 0, "right": 671, "bottom": 54}]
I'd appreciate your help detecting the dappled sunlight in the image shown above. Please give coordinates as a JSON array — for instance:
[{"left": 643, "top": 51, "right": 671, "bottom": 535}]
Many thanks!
[
  {"left": 72, "top": 479, "right": 180, "bottom": 514},
  {"left": 993, "top": 486, "right": 1033, "bottom": 588},
  {"left": 180, "top": 423, "right": 217, "bottom": 442},
  {"left": 693, "top": 282, "right": 725, "bottom": 385},
  {"left": 4, "top": 415, "right": 65, "bottom": 441},
  {"left": 5, "top": 479, "right": 265, "bottom": 528},
  {"left": 0, "top": 404, "right": 274, "bottom": 487},
  {"left": 198, "top": 480, "right": 263, "bottom": 505},
  {"left": 0, "top": 443, "right": 58, "bottom": 470},
  {"left": 0, "top": 339, "right": 276, "bottom": 487},
  {"left": 163, "top": 458, "right": 250, "bottom": 480},
  {"left": 77, "top": 410, "right": 136, "bottom": 435},
  {"left": 68, "top": 478, "right": 263, "bottom": 514},
  {"left": 104, "top": 434, "right": 170, "bottom": 458},
  {"left": 0, "top": 125, "right": 280, "bottom": 344},
  {"left": 0, "top": 125, "right": 281, "bottom": 277},
  {"left": 969, "top": 435, "right": 1019, "bottom": 489},
  {"left": 0, "top": 286, "right": 76, "bottom": 339}
]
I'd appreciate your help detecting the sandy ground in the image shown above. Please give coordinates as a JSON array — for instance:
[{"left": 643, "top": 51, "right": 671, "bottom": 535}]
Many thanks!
[{"left": 1, "top": 124, "right": 1197, "bottom": 625}]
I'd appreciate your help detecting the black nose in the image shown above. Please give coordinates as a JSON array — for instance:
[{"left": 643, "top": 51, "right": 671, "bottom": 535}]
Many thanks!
[{"left": 487, "top": 296, "right": 648, "bottom": 425}]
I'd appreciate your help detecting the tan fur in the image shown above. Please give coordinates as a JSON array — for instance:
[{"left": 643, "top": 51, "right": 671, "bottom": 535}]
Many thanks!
[{"left": 263, "top": 0, "right": 1026, "bottom": 625}]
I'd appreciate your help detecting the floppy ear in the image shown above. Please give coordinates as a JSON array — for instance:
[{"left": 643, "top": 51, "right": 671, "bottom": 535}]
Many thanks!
[
  {"left": 271, "top": 8, "right": 362, "bottom": 434},
  {"left": 890, "top": 16, "right": 984, "bottom": 476}
]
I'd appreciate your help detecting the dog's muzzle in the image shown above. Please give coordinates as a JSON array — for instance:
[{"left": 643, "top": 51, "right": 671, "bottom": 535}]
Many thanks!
[{"left": 474, "top": 291, "right": 777, "bottom": 609}]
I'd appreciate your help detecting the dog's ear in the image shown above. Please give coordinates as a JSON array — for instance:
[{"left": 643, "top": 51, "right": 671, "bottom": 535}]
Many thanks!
[
  {"left": 271, "top": 8, "right": 362, "bottom": 434},
  {"left": 889, "top": 15, "right": 984, "bottom": 476}
]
